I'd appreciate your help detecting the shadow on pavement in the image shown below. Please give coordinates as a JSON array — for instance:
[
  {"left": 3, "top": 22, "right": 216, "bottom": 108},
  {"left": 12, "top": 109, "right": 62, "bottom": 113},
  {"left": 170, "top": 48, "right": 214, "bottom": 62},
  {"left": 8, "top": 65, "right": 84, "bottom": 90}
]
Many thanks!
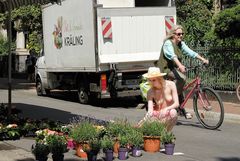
[
  {"left": 217, "top": 157, "right": 240, "bottom": 161},
  {"left": 47, "top": 91, "right": 140, "bottom": 109},
  {"left": 7, "top": 103, "right": 109, "bottom": 124},
  {"left": 176, "top": 119, "right": 207, "bottom": 129},
  {"left": 11, "top": 103, "right": 81, "bottom": 123},
  {"left": 0, "top": 78, "right": 35, "bottom": 90},
  {"left": 16, "top": 159, "right": 34, "bottom": 161}
]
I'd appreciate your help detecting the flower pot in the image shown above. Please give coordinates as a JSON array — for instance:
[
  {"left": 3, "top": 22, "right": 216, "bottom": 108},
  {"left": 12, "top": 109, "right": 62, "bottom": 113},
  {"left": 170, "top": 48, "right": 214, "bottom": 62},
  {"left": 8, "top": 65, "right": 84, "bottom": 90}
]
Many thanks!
[
  {"left": 143, "top": 136, "right": 161, "bottom": 153},
  {"left": 164, "top": 143, "right": 175, "bottom": 155},
  {"left": 35, "top": 156, "right": 48, "bottom": 161},
  {"left": 75, "top": 143, "right": 88, "bottom": 158},
  {"left": 52, "top": 154, "right": 64, "bottom": 161},
  {"left": 87, "top": 151, "right": 98, "bottom": 161},
  {"left": 113, "top": 140, "right": 120, "bottom": 153},
  {"left": 132, "top": 147, "right": 142, "bottom": 157},
  {"left": 104, "top": 149, "right": 114, "bottom": 161},
  {"left": 118, "top": 147, "right": 128, "bottom": 160}
]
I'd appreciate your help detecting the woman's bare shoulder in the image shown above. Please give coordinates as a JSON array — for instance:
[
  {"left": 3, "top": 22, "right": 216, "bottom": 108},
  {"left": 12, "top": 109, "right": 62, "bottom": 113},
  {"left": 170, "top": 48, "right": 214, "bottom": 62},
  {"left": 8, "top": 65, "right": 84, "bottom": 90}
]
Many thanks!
[{"left": 166, "top": 80, "right": 176, "bottom": 87}]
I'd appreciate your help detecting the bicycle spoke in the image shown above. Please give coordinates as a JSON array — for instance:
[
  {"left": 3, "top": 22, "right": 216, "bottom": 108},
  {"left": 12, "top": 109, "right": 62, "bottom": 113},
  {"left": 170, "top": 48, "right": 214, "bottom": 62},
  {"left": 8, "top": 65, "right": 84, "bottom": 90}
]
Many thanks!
[{"left": 194, "top": 87, "right": 224, "bottom": 129}]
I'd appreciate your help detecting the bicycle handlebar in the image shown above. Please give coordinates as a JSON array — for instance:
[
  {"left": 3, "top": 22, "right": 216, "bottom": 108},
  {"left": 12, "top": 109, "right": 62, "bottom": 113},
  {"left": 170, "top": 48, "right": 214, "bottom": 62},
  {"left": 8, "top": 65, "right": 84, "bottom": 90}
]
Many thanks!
[{"left": 186, "top": 63, "right": 208, "bottom": 75}]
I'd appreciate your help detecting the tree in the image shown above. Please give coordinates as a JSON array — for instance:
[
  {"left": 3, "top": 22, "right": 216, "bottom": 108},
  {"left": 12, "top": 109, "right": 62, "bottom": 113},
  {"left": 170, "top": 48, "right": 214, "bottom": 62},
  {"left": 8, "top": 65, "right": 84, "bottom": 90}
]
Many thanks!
[
  {"left": 0, "top": 33, "right": 8, "bottom": 55},
  {"left": 213, "top": 4, "right": 240, "bottom": 45},
  {"left": 176, "top": 0, "right": 213, "bottom": 44},
  {"left": 11, "top": 5, "right": 43, "bottom": 54}
]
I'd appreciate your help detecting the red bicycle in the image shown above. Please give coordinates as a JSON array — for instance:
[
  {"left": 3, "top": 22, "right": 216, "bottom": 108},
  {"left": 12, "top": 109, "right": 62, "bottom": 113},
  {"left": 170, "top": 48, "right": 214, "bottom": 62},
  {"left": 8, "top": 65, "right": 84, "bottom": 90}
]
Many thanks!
[
  {"left": 236, "top": 83, "right": 240, "bottom": 101},
  {"left": 180, "top": 64, "right": 224, "bottom": 130}
]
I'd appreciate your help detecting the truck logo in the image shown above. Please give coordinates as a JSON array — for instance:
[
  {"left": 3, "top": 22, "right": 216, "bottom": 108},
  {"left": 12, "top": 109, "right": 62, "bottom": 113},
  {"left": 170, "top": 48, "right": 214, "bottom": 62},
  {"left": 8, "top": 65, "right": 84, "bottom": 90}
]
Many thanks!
[{"left": 53, "top": 16, "right": 63, "bottom": 49}]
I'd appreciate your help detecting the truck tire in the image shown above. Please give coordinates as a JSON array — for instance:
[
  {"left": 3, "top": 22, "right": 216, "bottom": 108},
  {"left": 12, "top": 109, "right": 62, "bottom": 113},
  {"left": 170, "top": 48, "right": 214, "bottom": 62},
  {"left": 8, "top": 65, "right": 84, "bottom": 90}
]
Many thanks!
[
  {"left": 36, "top": 79, "right": 50, "bottom": 96},
  {"left": 36, "top": 79, "right": 44, "bottom": 96},
  {"left": 78, "top": 87, "right": 89, "bottom": 104}
]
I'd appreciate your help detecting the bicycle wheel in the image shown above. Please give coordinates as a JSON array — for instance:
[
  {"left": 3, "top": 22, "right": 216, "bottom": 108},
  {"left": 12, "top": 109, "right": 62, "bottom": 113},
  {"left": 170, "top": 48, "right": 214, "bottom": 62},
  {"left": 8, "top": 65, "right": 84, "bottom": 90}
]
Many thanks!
[
  {"left": 193, "top": 87, "right": 224, "bottom": 130},
  {"left": 236, "top": 84, "right": 240, "bottom": 101}
]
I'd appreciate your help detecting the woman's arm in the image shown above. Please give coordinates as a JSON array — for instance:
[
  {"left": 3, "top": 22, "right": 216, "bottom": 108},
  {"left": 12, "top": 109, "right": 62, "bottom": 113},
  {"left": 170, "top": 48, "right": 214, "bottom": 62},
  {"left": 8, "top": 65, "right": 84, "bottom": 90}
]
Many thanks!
[
  {"left": 196, "top": 54, "right": 209, "bottom": 64},
  {"left": 147, "top": 89, "right": 154, "bottom": 113}
]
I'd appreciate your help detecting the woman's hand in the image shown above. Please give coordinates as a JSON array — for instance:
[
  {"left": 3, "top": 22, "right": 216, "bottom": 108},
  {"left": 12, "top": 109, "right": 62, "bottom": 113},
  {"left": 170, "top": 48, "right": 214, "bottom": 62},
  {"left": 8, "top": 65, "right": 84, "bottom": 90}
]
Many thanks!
[
  {"left": 178, "top": 64, "right": 186, "bottom": 73},
  {"left": 202, "top": 59, "right": 209, "bottom": 64}
]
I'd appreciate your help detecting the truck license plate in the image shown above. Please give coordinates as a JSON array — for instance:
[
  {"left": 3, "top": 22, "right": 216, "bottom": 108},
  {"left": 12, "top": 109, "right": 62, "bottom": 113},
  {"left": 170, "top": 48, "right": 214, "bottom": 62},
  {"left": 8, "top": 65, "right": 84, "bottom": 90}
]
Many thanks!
[{"left": 126, "top": 79, "right": 138, "bottom": 85}]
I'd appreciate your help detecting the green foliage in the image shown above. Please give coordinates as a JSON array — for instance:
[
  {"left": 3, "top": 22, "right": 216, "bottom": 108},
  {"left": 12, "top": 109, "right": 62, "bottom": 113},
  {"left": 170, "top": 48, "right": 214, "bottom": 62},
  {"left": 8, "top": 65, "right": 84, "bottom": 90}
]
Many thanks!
[
  {"left": 0, "top": 13, "right": 6, "bottom": 24},
  {"left": 162, "top": 131, "right": 176, "bottom": 144},
  {"left": 11, "top": 5, "right": 42, "bottom": 32},
  {"left": 105, "top": 119, "right": 132, "bottom": 138},
  {"left": 140, "top": 121, "right": 166, "bottom": 137},
  {"left": 176, "top": 0, "right": 213, "bottom": 44},
  {"left": 127, "top": 128, "right": 143, "bottom": 147},
  {"left": 7, "top": 128, "right": 20, "bottom": 138},
  {"left": 70, "top": 121, "right": 99, "bottom": 143},
  {"left": 0, "top": 33, "right": 8, "bottom": 55},
  {"left": 27, "top": 31, "right": 42, "bottom": 54},
  {"left": 118, "top": 134, "right": 129, "bottom": 148},
  {"left": 213, "top": 4, "right": 240, "bottom": 40},
  {"left": 46, "top": 134, "right": 68, "bottom": 155},
  {"left": 85, "top": 138, "right": 101, "bottom": 153},
  {"left": 31, "top": 143, "right": 50, "bottom": 157},
  {"left": 100, "top": 136, "right": 114, "bottom": 150}
]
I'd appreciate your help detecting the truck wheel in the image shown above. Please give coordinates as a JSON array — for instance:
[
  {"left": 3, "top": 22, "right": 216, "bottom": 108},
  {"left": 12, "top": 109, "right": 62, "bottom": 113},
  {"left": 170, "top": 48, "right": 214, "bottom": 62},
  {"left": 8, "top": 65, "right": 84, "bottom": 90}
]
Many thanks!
[
  {"left": 36, "top": 79, "right": 44, "bottom": 96},
  {"left": 78, "top": 87, "right": 89, "bottom": 104},
  {"left": 36, "top": 79, "right": 50, "bottom": 96}
]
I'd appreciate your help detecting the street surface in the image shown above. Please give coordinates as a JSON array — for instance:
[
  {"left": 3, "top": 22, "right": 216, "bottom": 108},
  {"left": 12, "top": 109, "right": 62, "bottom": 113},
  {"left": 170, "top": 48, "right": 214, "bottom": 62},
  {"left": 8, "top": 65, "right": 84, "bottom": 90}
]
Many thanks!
[{"left": 0, "top": 80, "right": 240, "bottom": 161}]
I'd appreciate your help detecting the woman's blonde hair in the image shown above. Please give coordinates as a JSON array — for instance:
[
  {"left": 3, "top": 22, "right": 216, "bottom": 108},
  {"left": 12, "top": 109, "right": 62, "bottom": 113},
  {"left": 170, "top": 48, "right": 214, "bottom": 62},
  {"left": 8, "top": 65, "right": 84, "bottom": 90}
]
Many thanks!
[
  {"left": 165, "top": 25, "right": 184, "bottom": 40},
  {"left": 151, "top": 76, "right": 165, "bottom": 105}
]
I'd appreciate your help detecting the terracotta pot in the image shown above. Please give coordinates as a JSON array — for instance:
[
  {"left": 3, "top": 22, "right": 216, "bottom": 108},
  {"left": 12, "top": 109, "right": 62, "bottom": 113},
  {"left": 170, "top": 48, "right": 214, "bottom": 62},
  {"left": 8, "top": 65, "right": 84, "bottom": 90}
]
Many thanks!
[
  {"left": 75, "top": 143, "right": 88, "bottom": 158},
  {"left": 143, "top": 136, "right": 161, "bottom": 153},
  {"left": 113, "top": 140, "right": 120, "bottom": 154}
]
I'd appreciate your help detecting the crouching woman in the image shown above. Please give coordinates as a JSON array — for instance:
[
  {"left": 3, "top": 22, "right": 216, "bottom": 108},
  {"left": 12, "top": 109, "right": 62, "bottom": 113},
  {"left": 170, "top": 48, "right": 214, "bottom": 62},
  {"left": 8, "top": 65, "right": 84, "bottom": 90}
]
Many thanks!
[{"left": 137, "top": 67, "right": 179, "bottom": 131}]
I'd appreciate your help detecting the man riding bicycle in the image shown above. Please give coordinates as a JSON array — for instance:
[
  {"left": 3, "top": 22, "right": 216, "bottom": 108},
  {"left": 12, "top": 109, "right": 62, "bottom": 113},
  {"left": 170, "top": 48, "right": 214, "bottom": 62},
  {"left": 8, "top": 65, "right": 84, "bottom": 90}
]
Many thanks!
[{"left": 156, "top": 25, "right": 209, "bottom": 119}]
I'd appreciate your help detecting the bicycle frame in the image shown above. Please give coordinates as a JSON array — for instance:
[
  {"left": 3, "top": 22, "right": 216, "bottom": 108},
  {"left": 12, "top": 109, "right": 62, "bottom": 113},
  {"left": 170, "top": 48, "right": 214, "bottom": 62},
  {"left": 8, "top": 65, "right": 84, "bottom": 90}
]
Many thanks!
[{"left": 180, "top": 76, "right": 201, "bottom": 109}]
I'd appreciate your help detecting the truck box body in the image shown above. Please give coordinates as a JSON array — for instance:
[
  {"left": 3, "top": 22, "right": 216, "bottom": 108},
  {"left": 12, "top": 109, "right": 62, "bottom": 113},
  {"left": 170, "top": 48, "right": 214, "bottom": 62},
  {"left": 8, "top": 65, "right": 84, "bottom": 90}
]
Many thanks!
[{"left": 36, "top": 0, "right": 176, "bottom": 103}]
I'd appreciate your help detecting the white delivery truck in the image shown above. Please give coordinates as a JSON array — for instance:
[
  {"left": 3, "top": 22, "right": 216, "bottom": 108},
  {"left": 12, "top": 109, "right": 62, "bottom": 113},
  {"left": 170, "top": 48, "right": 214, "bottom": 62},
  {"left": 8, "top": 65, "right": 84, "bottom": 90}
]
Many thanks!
[{"left": 36, "top": 0, "right": 176, "bottom": 104}]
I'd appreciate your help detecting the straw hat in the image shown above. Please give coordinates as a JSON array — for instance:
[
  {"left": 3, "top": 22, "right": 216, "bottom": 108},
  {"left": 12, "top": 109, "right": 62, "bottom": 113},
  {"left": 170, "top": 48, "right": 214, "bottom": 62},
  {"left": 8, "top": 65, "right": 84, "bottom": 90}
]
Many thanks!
[{"left": 142, "top": 67, "right": 166, "bottom": 78}]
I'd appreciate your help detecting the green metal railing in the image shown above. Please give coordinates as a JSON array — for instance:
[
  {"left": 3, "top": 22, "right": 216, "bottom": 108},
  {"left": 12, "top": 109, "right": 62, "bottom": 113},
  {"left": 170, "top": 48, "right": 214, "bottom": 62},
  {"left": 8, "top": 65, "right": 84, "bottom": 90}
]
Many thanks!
[{"left": 183, "top": 42, "right": 240, "bottom": 91}]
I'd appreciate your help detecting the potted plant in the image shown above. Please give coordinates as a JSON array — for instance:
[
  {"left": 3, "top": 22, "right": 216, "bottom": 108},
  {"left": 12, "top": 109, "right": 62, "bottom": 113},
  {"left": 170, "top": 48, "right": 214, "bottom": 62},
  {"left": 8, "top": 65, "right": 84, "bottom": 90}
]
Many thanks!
[
  {"left": 32, "top": 129, "right": 50, "bottom": 161},
  {"left": 6, "top": 124, "right": 21, "bottom": 140},
  {"left": 0, "top": 125, "right": 8, "bottom": 141},
  {"left": 128, "top": 128, "right": 143, "bottom": 157},
  {"left": 46, "top": 134, "right": 68, "bottom": 161},
  {"left": 83, "top": 138, "right": 101, "bottom": 161},
  {"left": 162, "top": 131, "right": 176, "bottom": 155},
  {"left": 70, "top": 121, "right": 99, "bottom": 158},
  {"left": 31, "top": 143, "right": 50, "bottom": 161},
  {"left": 22, "top": 121, "right": 37, "bottom": 137},
  {"left": 105, "top": 119, "right": 132, "bottom": 154},
  {"left": 140, "top": 121, "right": 166, "bottom": 153},
  {"left": 118, "top": 134, "right": 129, "bottom": 160},
  {"left": 101, "top": 136, "right": 114, "bottom": 161}
]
